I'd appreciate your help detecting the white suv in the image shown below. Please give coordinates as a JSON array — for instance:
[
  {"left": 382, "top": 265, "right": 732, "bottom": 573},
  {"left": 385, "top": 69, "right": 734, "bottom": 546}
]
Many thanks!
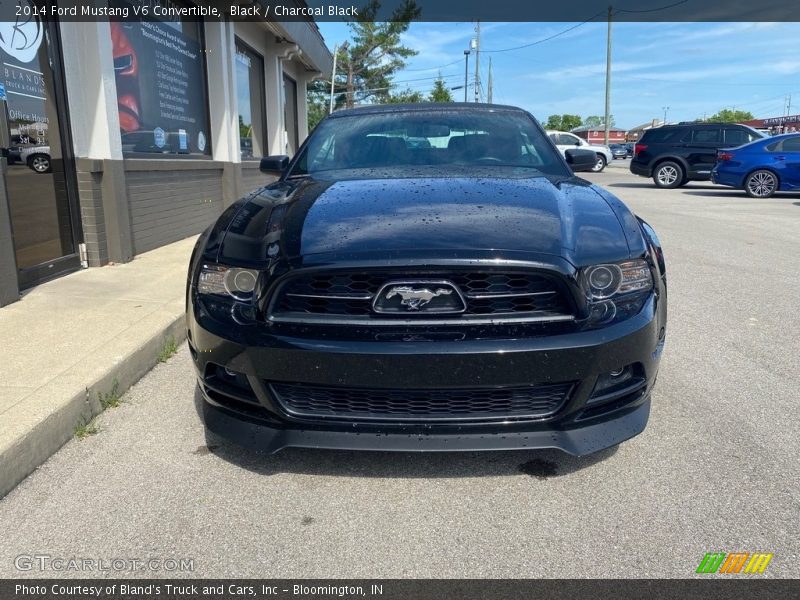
[{"left": 546, "top": 130, "right": 612, "bottom": 173}]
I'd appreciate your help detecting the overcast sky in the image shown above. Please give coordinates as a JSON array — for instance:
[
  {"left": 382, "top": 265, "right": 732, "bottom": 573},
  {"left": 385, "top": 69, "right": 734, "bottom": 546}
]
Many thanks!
[{"left": 316, "top": 21, "right": 799, "bottom": 128}]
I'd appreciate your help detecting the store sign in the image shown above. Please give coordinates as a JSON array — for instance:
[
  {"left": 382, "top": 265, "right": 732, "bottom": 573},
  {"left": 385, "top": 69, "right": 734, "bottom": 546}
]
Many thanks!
[
  {"left": 0, "top": 1, "right": 44, "bottom": 63},
  {"left": 0, "top": 3, "right": 49, "bottom": 148},
  {"left": 111, "top": 1, "right": 210, "bottom": 155},
  {"left": 763, "top": 115, "right": 800, "bottom": 126}
]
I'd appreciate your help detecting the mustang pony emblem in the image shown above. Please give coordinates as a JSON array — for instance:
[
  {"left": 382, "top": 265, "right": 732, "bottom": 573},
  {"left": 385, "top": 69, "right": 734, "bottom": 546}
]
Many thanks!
[{"left": 384, "top": 286, "right": 453, "bottom": 311}]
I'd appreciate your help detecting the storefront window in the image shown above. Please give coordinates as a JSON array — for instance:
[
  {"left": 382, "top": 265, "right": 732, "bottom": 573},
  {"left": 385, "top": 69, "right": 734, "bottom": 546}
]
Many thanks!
[
  {"left": 234, "top": 40, "right": 266, "bottom": 160},
  {"left": 0, "top": 10, "right": 82, "bottom": 285},
  {"left": 110, "top": 1, "right": 211, "bottom": 156}
]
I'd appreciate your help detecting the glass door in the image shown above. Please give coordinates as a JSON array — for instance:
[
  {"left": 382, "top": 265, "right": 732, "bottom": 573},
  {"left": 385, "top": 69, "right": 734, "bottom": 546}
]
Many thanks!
[{"left": 0, "top": 13, "right": 82, "bottom": 289}]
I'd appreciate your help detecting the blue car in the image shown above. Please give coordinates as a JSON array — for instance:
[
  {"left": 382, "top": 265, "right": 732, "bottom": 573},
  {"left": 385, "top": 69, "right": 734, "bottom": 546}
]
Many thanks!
[{"left": 711, "top": 133, "right": 800, "bottom": 198}]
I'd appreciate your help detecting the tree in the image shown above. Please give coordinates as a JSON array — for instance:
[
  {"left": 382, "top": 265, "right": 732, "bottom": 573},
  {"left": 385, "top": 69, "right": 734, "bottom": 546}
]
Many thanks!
[
  {"left": 384, "top": 88, "right": 425, "bottom": 104},
  {"left": 544, "top": 114, "right": 582, "bottom": 131},
  {"left": 706, "top": 108, "right": 754, "bottom": 123},
  {"left": 428, "top": 75, "right": 453, "bottom": 103},
  {"left": 238, "top": 115, "right": 250, "bottom": 139},
  {"left": 583, "top": 115, "right": 615, "bottom": 128},
  {"left": 306, "top": 80, "right": 332, "bottom": 131},
  {"left": 336, "top": 0, "right": 421, "bottom": 108}
]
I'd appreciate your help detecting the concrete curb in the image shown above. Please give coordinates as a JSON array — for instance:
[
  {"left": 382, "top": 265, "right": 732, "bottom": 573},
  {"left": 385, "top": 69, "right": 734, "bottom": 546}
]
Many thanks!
[{"left": 0, "top": 315, "right": 186, "bottom": 499}]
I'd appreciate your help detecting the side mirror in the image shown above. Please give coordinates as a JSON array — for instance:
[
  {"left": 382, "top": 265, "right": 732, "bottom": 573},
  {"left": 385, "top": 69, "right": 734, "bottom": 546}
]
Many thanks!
[
  {"left": 565, "top": 148, "right": 598, "bottom": 172},
  {"left": 260, "top": 155, "right": 289, "bottom": 175}
]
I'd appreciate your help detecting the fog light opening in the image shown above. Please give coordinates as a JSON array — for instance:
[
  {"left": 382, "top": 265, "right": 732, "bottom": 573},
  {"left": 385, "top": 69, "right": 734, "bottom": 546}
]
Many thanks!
[{"left": 589, "top": 363, "right": 644, "bottom": 405}]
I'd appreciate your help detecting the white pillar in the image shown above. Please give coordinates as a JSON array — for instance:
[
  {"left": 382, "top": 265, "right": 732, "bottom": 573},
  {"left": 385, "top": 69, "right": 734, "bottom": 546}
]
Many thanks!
[
  {"left": 204, "top": 19, "right": 239, "bottom": 163},
  {"left": 59, "top": 22, "right": 121, "bottom": 159}
]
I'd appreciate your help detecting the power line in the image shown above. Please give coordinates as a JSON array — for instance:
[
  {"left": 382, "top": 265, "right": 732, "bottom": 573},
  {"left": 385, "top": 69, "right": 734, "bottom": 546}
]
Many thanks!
[
  {"left": 614, "top": 0, "right": 689, "bottom": 14},
  {"left": 401, "top": 57, "right": 465, "bottom": 73},
  {"left": 480, "top": 13, "right": 606, "bottom": 53}
]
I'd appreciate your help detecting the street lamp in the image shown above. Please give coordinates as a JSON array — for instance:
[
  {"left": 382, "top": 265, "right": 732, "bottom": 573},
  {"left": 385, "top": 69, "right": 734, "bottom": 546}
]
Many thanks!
[
  {"left": 662, "top": 106, "right": 670, "bottom": 124},
  {"left": 463, "top": 50, "right": 470, "bottom": 102}
]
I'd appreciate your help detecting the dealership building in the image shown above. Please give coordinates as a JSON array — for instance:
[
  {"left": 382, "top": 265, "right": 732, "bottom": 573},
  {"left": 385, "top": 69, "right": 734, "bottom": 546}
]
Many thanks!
[
  {"left": 0, "top": 1, "right": 332, "bottom": 307},
  {"left": 570, "top": 124, "right": 627, "bottom": 145}
]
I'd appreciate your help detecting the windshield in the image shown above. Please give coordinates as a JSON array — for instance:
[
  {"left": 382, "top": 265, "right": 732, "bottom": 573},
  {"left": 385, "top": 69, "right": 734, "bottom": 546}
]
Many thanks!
[{"left": 290, "top": 109, "right": 569, "bottom": 178}]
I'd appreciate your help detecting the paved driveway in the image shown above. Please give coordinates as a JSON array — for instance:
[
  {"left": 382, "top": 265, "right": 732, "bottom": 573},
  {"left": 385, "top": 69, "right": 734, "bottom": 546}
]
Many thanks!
[{"left": 1, "top": 170, "right": 797, "bottom": 578}]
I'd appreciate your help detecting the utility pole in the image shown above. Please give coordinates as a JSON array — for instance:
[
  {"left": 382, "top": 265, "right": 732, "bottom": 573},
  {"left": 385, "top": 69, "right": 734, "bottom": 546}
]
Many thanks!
[
  {"left": 662, "top": 106, "right": 669, "bottom": 124},
  {"left": 487, "top": 57, "right": 493, "bottom": 104},
  {"left": 329, "top": 43, "right": 338, "bottom": 114},
  {"left": 474, "top": 21, "right": 481, "bottom": 103},
  {"left": 463, "top": 50, "right": 470, "bottom": 102},
  {"left": 329, "top": 42, "right": 349, "bottom": 112},
  {"left": 603, "top": 6, "right": 612, "bottom": 145}
]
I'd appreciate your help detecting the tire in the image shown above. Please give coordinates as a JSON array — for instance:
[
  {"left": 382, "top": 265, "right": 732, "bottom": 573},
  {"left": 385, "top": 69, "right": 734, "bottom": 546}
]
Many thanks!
[
  {"left": 591, "top": 154, "right": 606, "bottom": 173},
  {"left": 28, "top": 154, "right": 51, "bottom": 174},
  {"left": 652, "top": 161, "right": 684, "bottom": 188},
  {"left": 744, "top": 169, "right": 778, "bottom": 198}
]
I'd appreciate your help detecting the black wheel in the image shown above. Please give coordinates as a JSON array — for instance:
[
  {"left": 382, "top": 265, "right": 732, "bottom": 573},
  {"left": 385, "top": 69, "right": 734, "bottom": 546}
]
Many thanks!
[
  {"left": 590, "top": 154, "right": 606, "bottom": 173},
  {"left": 28, "top": 154, "right": 51, "bottom": 174},
  {"left": 653, "top": 161, "right": 684, "bottom": 188},
  {"left": 744, "top": 170, "right": 778, "bottom": 198}
]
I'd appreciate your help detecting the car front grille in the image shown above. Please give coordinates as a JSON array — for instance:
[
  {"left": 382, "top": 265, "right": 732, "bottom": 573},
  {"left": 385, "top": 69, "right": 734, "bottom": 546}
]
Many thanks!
[
  {"left": 269, "top": 269, "right": 574, "bottom": 324},
  {"left": 269, "top": 381, "right": 575, "bottom": 422}
]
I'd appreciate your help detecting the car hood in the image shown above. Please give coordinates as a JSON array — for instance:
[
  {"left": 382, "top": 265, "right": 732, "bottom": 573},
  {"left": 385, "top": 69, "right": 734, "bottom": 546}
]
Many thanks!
[{"left": 216, "top": 174, "right": 635, "bottom": 267}]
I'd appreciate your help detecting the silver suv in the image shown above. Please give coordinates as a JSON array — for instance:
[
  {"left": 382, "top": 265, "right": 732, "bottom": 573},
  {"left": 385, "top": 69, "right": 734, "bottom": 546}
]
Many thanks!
[{"left": 547, "top": 130, "right": 612, "bottom": 173}]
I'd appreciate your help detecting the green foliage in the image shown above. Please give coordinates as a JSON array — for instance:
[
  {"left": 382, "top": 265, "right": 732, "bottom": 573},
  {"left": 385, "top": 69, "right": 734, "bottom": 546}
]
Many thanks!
[
  {"left": 706, "top": 108, "right": 755, "bottom": 123},
  {"left": 158, "top": 336, "right": 178, "bottom": 363},
  {"left": 98, "top": 379, "right": 122, "bottom": 409},
  {"left": 336, "top": 0, "right": 421, "bottom": 107},
  {"left": 75, "top": 418, "right": 99, "bottom": 440},
  {"left": 428, "top": 76, "right": 453, "bottom": 103},
  {"left": 544, "top": 114, "right": 583, "bottom": 131},
  {"left": 385, "top": 88, "right": 425, "bottom": 104},
  {"left": 238, "top": 115, "right": 251, "bottom": 139},
  {"left": 307, "top": 79, "right": 331, "bottom": 131},
  {"left": 582, "top": 115, "right": 615, "bottom": 128}
]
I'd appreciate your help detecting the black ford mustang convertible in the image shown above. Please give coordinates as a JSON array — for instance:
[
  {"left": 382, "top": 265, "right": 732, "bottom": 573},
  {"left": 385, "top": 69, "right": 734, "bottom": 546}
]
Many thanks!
[{"left": 187, "top": 103, "right": 667, "bottom": 455}]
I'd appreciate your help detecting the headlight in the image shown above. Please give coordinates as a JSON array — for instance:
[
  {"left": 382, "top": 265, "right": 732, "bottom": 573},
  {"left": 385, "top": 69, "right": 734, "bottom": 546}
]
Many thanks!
[
  {"left": 584, "top": 260, "right": 652, "bottom": 300},
  {"left": 582, "top": 259, "right": 653, "bottom": 326},
  {"left": 197, "top": 263, "right": 259, "bottom": 301}
]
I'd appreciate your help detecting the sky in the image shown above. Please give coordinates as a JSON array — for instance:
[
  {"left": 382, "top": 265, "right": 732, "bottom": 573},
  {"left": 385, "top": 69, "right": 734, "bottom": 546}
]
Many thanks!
[{"left": 315, "top": 20, "right": 800, "bottom": 129}]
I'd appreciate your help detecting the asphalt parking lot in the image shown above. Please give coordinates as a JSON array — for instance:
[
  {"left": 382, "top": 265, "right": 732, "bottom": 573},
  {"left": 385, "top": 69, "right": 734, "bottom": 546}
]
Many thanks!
[{"left": 1, "top": 168, "right": 798, "bottom": 579}]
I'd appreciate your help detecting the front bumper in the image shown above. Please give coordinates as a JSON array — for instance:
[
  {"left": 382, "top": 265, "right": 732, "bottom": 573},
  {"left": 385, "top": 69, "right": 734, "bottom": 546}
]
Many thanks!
[
  {"left": 188, "top": 291, "right": 666, "bottom": 456},
  {"left": 201, "top": 390, "right": 651, "bottom": 455}
]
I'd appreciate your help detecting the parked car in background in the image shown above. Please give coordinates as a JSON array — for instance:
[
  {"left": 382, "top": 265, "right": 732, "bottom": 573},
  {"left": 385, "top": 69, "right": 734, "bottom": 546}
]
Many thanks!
[
  {"left": 609, "top": 144, "right": 628, "bottom": 160},
  {"left": 624, "top": 142, "right": 635, "bottom": 157},
  {"left": 5, "top": 136, "right": 52, "bottom": 174},
  {"left": 711, "top": 133, "right": 800, "bottom": 198},
  {"left": 16, "top": 146, "right": 51, "bottom": 173},
  {"left": 188, "top": 103, "right": 667, "bottom": 456},
  {"left": 547, "top": 130, "right": 613, "bottom": 173},
  {"left": 630, "top": 123, "right": 764, "bottom": 188}
]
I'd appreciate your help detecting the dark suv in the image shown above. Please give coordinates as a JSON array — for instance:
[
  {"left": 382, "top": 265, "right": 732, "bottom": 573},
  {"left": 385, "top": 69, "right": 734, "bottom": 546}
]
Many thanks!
[{"left": 630, "top": 123, "right": 764, "bottom": 188}]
